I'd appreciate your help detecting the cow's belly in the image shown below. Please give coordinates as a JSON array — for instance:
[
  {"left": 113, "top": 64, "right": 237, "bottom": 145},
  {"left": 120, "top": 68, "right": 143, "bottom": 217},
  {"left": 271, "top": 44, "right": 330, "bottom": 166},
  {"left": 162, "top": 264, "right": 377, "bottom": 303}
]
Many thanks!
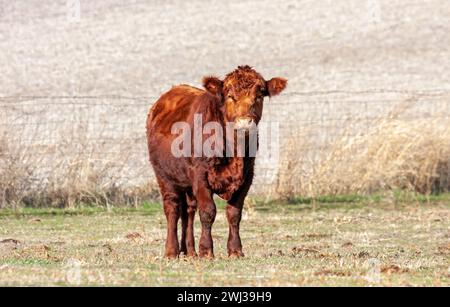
[{"left": 148, "top": 132, "right": 192, "bottom": 188}]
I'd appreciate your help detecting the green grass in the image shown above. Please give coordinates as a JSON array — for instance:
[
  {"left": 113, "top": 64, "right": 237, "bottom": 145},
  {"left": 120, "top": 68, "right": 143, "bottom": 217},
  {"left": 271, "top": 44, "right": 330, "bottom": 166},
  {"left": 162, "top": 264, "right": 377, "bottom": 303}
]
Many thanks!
[
  {"left": 0, "top": 202, "right": 161, "bottom": 217},
  {"left": 287, "top": 191, "right": 450, "bottom": 205},
  {"left": 0, "top": 198, "right": 449, "bottom": 286}
]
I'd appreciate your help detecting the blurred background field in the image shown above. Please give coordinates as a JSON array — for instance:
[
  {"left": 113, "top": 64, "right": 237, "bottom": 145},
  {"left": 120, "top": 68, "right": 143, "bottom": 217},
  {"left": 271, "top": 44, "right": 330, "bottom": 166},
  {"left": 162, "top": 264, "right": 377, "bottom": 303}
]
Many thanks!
[{"left": 1, "top": 0, "right": 450, "bottom": 207}]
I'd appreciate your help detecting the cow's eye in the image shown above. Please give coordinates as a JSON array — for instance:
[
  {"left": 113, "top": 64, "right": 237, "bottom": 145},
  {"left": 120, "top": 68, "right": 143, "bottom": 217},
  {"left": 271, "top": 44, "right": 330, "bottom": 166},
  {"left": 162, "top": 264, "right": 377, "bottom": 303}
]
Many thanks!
[
  {"left": 260, "top": 85, "right": 268, "bottom": 96},
  {"left": 227, "top": 95, "right": 236, "bottom": 102}
]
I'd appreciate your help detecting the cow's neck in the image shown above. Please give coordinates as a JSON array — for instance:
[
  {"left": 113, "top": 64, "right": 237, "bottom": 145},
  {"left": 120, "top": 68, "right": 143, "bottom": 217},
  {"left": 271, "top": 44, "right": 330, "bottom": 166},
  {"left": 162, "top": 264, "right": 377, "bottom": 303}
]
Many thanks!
[{"left": 208, "top": 122, "right": 257, "bottom": 200}]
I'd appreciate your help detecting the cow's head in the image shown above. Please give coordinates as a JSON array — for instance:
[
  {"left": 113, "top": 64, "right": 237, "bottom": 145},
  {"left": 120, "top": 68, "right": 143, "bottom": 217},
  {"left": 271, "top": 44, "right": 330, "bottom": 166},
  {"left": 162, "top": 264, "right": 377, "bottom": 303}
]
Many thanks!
[{"left": 203, "top": 66, "right": 287, "bottom": 130}]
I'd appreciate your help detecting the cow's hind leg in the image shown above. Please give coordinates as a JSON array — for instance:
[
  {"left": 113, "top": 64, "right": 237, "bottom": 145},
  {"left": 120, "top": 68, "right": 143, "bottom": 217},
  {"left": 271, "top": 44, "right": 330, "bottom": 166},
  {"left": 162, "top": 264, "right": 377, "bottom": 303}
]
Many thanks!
[
  {"left": 180, "top": 191, "right": 197, "bottom": 257},
  {"left": 161, "top": 185, "right": 182, "bottom": 258},
  {"left": 180, "top": 197, "right": 188, "bottom": 255}
]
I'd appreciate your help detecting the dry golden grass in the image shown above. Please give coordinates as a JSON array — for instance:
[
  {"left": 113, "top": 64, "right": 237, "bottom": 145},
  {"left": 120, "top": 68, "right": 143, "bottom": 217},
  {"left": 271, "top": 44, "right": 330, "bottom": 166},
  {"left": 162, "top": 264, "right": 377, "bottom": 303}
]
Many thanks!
[
  {"left": 0, "top": 131, "right": 36, "bottom": 208},
  {"left": 276, "top": 100, "right": 450, "bottom": 199},
  {"left": 0, "top": 127, "right": 158, "bottom": 208}
]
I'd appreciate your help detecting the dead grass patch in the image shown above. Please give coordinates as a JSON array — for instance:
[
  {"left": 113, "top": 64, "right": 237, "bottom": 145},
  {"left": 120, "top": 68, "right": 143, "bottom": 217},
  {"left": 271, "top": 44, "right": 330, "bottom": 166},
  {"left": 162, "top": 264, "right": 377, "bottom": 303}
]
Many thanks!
[
  {"left": 380, "top": 264, "right": 410, "bottom": 275},
  {"left": 314, "top": 269, "right": 353, "bottom": 277},
  {"left": 0, "top": 126, "right": 159, "bottom": 208},
  {"left": 276, "top": 100, "right": 450, "bottom": 199}
]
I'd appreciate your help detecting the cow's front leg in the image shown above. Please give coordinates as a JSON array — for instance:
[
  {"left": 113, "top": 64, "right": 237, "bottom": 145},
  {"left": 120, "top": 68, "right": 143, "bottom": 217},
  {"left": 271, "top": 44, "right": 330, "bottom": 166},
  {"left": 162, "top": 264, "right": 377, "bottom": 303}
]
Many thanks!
[
  {"left": 195, "top": 185, "right": 216, "bottom": 258},
  {"left": 226, "top": 163, "right": 253, "bottom": 258},
  {"left": 226, "top": 203, "right": 244, "bottom": 258}
]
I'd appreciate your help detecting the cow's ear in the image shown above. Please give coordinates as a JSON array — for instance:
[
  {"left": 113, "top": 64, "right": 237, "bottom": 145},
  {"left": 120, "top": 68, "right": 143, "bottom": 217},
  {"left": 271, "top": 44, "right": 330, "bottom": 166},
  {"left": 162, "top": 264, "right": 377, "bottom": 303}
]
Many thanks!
[
  {"left": 266, "top": 77, "right": 287, "bottom": 97},
  {"left": 202, "top": 76, "right": 223, "bottom": 96}
]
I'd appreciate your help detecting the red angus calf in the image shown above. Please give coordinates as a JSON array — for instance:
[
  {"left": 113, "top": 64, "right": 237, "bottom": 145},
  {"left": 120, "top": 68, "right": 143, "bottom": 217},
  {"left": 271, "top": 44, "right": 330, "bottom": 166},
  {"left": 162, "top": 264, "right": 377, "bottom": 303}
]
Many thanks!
[{"left": 146, "top": 66, "right": 287, "bottom": 258}]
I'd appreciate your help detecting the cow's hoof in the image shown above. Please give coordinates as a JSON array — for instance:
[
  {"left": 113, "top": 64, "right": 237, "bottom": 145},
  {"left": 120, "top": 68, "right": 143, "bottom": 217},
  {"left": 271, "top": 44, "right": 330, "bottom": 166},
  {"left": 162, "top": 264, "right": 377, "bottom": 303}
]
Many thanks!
[
  {"left": 199, "top": 250, "right": 214, "bottom": 259},
  {"left": 187, "top": 251, "right": 198, "bottom": 258},
  {"left": 165, "top": 253, "right": 179, "bottom": 259},
  {"left": 180, "top": 250, "right": 198, "bottom": 258},
  {"left": 228, "top": 251, "right": 245, "bottom": 258},
  {"left": 165, "top": 254, "right": 179, "bottom": 259},
  {"left": 165, "top": 249, "right": 180, "bottom": 259}
]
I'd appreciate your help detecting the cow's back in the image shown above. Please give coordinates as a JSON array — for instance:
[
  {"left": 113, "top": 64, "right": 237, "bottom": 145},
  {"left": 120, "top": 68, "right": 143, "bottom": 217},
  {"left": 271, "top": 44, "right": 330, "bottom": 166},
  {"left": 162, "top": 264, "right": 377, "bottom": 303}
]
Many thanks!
[
  {"left": 147, "top": 85, "right": 204, "bottom": 134},
  {"left": 146, "top": 85, "right": 206, "bottom": 188}
]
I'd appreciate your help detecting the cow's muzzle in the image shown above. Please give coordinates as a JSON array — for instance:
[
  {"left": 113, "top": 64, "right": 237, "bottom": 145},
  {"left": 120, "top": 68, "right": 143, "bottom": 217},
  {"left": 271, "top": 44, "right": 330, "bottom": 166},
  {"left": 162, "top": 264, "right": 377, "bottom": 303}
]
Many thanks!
[{"left": 234, "top": 117, "right": 256, "bottom": 131}]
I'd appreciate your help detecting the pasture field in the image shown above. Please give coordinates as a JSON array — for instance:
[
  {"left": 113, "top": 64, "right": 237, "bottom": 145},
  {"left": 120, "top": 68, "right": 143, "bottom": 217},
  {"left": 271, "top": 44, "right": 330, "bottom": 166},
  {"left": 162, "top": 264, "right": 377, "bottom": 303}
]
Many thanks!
[{"left": 0, "top": 196, "right": 449, "bottom": 286}]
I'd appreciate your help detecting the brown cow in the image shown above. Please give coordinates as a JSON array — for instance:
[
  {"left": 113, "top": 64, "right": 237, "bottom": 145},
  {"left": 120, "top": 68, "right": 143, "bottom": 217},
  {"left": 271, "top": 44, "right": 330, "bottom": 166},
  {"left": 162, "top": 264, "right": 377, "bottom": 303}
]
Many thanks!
[{"left": 146, "top": 66, "right": 287, "bottom": 258}]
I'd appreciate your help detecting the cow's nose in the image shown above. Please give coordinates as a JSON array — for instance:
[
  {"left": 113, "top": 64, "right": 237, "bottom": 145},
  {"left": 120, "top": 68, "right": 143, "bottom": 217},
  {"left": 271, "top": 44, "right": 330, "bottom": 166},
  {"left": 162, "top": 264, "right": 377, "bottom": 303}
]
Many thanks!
[{"left": 234, "top": 117, "right": 255, "bottom": 131}]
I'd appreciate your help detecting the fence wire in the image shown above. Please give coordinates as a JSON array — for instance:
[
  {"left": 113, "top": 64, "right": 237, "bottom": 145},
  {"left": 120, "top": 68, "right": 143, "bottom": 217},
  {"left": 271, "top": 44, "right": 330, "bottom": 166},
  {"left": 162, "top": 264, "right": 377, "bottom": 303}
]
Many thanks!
[{"left": 1, "top": 90, "right": 450, "bottom": 196}]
